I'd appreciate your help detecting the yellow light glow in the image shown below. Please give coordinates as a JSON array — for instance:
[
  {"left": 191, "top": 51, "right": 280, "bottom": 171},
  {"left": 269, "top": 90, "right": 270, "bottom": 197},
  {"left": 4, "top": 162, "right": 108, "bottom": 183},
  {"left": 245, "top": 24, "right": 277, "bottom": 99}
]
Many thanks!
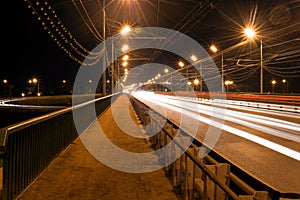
[
  {"left": 122, "top": 44, "right": 129, "bottom": 52},
  {"left": 178, "top": 61, "right": 184, "bottom": 67},
  {"left": 244, "top": 27, "right": 256, "bottom": 38},
  {"left": 122, "top": 61, "right": 128, "bottom": 67},
  {"left": 193, "top": 79, "right": 200, "bottom": 85},
  {"left": 210, "top": 45, "right": 218, "bottom": 53},
  {"left": 225, "top": 80, "right": 233, "bottom": 85},
  {"left": 191, "top": 55, "right": 197, "bottom": 62},
  {"left": 120, "top": 25, "right": 131, "bottom": 36},
  {"left": 122, "top": 55, "right": 129, "bottom": 61}
]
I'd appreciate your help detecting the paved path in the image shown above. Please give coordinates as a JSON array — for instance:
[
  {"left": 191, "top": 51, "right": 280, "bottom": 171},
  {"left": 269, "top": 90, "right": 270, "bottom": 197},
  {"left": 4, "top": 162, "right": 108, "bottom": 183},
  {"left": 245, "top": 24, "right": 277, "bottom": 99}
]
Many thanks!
[{"left": 17, "top": 94, "right": 180, "bottom": 200}]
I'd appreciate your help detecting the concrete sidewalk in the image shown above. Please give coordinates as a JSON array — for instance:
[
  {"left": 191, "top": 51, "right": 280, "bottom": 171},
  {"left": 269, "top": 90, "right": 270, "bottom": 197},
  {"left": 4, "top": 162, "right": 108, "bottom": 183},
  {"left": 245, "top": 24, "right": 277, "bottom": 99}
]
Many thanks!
[{"left": 17, "top": 94, "right": 180, "bottom": 200}]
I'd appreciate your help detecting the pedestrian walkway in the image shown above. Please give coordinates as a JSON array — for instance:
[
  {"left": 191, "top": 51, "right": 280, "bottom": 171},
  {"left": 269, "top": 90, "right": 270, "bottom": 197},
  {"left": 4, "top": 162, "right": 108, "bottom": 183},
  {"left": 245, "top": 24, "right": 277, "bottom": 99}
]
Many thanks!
[{"left": 17, "top": 94, "right": 180, "bottom": 200}]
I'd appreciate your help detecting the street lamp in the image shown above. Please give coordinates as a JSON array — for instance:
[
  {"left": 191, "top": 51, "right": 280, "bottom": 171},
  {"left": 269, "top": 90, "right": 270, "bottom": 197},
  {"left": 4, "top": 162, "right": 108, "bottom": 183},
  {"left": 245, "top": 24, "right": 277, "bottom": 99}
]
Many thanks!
[
  {"left": 271, "top": 80, "right": 276, "bottom": 93},
  {"left": 224, "top": 80, "right": 233, "bottom": 92},
  {"left": 121, "top": 44, "right": 129, "bottom": 52},
  {"left": 244, "top": 27, "right": 263, "bottom": 94},
  {"left": 2, "top": 79, "right": 10, "bottom": 97},
  {"left": 102, "top": 0, "right": 107, "bottom": 96},
  {"left": 178, "top": 61, "right": 184, "bottom": 67},
  {"left": 193, "top": 78, "right": 200, "bottom": 91},
  {"left": 282, "top": 79, "right": 288, "bottom": 93},
  {"left": 29, "top": 78, "right": 40, "bottom": 96},
  {"left": 120, "top": 25, "right": 131, "bottom": 36},
  {"left": 190, "top": 54, "right": 203, "bottom": 93},
  {"left": 111, "top": 26, "right": 132, "bottom": 93},
  {"left": 210, "top": 45, "right": 224, "bottom": 93}
]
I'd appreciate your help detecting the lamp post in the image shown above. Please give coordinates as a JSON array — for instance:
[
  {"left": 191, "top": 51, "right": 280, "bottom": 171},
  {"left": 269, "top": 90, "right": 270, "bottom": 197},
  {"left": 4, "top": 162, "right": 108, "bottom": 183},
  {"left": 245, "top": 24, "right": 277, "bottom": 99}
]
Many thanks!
[
  {"left": 210, "top": 45, "right": 224, "bottom": 93},
  {"left": 244, "top": 27, "right": 263, "bottom": 94},
  {"left": 102, "top": 0, "right": 107, "bottom": 96},
  {"left": 271, "top": 80, "right": 276, "bottom": 93},
  {"left": 193, "top": 78, "right": 200, "bottom": 91},
  {"left": 178, "top": 61, "right": 187, "bottom": 91},
  {"left": 3, "top": 79, "right": 10, "bottom": 97},
  {"left": 110, "top": 26, "right": 131, "bottom": 94},
  {"left": 29, "top": 78, "right": 40, "bottom": 96},
  {"left": 225, "top": 80, "right": 233, "bottom": 92},
  {"left": 191, "top": 55, "right": 203, "bottom": 92},
  {"left": 282, "top": 79, "right": 288, "bottom": 93}
]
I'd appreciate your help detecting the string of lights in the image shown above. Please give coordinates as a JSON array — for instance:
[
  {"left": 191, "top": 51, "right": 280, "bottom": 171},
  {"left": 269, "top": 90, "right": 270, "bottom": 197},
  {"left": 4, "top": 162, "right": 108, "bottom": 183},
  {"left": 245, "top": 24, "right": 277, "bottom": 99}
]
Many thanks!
[{"left": 25, "top": 0, "right": 102, "bottom": 66}]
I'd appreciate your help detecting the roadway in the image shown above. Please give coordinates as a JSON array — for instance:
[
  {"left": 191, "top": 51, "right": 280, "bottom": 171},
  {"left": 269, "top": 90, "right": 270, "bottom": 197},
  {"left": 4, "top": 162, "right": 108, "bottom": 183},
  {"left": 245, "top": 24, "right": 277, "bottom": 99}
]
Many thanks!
[{"left": 132, "top": 91, "right": 300, "bottom": 195}]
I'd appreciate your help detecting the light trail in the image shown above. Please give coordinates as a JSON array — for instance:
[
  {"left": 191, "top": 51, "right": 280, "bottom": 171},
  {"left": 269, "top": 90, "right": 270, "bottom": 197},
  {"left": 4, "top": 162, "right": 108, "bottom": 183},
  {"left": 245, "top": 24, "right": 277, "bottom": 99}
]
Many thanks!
[
  {"left": 163, "top": 95, "right": 300, "bottom": 130},
  {"left": 133, "top": 91, "right": 300, "bottom": 161},
  {"left": 148, "top": 94, "right": 300, "bottom": 142}
]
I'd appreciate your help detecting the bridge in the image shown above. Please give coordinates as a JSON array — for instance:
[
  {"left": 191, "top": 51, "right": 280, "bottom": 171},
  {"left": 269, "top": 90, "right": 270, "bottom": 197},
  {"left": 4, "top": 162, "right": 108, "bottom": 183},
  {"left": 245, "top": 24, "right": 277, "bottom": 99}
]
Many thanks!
[{"left": 0, "top": 92, "right": 299, "bottom": 200}]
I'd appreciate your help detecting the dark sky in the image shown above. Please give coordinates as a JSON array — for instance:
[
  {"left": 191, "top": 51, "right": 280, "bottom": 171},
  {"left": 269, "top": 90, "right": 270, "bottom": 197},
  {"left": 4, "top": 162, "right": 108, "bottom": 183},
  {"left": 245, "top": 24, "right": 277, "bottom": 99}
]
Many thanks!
[{"left": 2, "top": 0, "right": 300, "bottom": 94}]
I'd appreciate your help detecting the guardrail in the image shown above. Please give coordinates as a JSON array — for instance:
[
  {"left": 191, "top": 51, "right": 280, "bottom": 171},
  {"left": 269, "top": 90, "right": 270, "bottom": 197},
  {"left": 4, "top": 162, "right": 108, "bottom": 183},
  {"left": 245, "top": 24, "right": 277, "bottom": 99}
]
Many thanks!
[
  {"left": 130, "top": 96, "right": 300, "bottom": 200},
  {"left": 0, "top": 94, "right": 117, "bottom": 200}
]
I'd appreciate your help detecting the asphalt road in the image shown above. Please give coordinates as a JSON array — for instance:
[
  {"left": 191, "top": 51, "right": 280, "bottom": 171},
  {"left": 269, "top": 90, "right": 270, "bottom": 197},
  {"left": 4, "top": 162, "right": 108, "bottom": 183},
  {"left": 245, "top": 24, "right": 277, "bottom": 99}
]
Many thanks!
[{"left": 133, "top": 91, "right": 300, "bottom": 194}]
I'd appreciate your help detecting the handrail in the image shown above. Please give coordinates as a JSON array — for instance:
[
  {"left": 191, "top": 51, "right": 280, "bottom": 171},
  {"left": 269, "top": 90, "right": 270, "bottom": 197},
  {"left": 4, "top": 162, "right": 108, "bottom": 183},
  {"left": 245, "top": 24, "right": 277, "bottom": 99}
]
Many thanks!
[
  {"left": 0, "top": 93, "right": 118, "bottom": 200},
  {"left": 0, "top": 94, "right": 117, "bottom": 148},
  {"left": 165, "top": 129, "right": 241, "bottom": 200}
]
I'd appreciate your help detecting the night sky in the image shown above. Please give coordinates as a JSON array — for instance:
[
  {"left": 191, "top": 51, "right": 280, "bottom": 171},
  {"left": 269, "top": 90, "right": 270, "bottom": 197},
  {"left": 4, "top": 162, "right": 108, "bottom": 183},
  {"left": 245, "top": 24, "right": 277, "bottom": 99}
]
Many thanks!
[{"left": 2, "top": 0, "right": 300, "bottom": 95}]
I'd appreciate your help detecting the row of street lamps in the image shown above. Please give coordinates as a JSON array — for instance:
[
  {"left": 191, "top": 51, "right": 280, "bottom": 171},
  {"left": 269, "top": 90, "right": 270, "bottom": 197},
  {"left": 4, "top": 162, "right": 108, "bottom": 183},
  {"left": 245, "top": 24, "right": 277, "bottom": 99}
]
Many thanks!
[
  {"left": 208, "top": 27, "right": 264, "bottom": 93},
  {"left": 174, "top": 27, "right": 264, "bottom": 94},
  {"left": 100, "top": 0, "right": 283, "bottom": 96}
]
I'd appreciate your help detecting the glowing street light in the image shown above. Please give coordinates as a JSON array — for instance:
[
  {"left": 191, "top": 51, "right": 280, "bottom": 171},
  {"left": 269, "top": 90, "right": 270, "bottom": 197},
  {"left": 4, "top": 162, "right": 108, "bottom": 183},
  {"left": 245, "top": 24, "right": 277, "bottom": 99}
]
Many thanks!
[
  {"left": 122, "top": 61, "right": 128, "bottom": 67},
  {"left": 225, "top": 80, "right": 233, "bottom": 92},
  {"left": 120, "top": 25, "right": 131, "bottom": 36},
  {"left": 244, "top": 27, "right": 264, "bottom": 94},
  {"left": 210, "top": 44, "right": 224, "bottom": 93},
  {"left": 190, "top": 55, "right": 197, "bottom": 62},
  {"left": 122, "top": 44, "right": 129, "bottom": 52},
  {"left": 244, "top": 28, "right": 256, "bottom": 38},
  {"left": 178, "top": 61, "right": 184, "bottom": 67},
  {"left": 271, "top": 80, "right": 276, "bottom": 93},
  {"left": 282, "top": 79, "right": 288, "bottom": 93},
  {"left": 29, "top": 78, "right": 40, "bottom": 96},
  {"left": 210, "top": 45, "right": 218, "bottom": 53},
  {"left": 193, "top": 78, "right": 200, "bottom": 85},
  {"left": 3, "top": 79, "right": 8, "bottom": 84},
  {"left": 122, "top": 54, "right": 129, "bottom": 61}
]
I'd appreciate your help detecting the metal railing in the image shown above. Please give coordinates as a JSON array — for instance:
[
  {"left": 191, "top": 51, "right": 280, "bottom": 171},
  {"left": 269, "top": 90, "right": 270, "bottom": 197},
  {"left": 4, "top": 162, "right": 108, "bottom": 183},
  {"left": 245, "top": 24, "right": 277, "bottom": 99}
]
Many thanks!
[
  {"left": 130, "top": 96, "right": 290, "bottom": 200},
  {"left": 0, "top": 93, "right": 117, "bottom": 200}
]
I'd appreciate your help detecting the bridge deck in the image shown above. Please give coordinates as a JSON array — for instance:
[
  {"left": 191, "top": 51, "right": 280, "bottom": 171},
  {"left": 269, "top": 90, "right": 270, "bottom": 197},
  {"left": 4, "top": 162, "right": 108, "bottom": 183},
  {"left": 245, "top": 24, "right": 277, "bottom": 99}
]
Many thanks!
[{"left": 17, "top": 94, "right": 179, "bottom": 200}]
